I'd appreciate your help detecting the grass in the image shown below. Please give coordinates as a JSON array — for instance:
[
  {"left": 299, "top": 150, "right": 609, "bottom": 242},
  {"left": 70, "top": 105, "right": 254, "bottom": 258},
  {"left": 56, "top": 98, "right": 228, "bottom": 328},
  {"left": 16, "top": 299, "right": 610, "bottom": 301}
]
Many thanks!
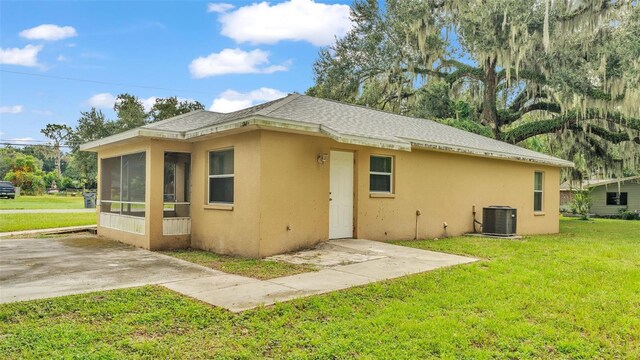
[
  {"left": 161, "top": 248, "right": 317, "bottom": 280},
  {"left": 1, "top": 218, "right": 639, "bottom": 358},
  {"left": 0, "top": 195, "right": 85, "bottom": 210},
  {"left": 0, "top": 213, "right": 96, "bottom": 232}
]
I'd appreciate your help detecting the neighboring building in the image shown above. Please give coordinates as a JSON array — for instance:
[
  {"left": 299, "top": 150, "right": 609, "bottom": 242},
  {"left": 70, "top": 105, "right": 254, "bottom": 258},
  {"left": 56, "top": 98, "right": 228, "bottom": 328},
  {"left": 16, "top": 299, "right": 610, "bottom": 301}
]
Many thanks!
[
  {"left": 560, "top": 176, "right": 640, "bottom": 216},
  {"left": 80, "top": 94, "right": 574, "bottom": 258}
]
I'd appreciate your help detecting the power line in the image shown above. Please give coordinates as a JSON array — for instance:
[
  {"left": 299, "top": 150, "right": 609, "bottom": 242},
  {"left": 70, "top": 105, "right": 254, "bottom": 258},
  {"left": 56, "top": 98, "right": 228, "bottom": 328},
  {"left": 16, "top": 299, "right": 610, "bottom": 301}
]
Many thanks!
[
  {"left": 0, "top": 142, "right": 74, "bottom": 148},
  {"left": 0, "top": 69, "right": 211, "bottom": 95},
  {"left": 0, "top": 138, "right": 83, "bottom": 144}
]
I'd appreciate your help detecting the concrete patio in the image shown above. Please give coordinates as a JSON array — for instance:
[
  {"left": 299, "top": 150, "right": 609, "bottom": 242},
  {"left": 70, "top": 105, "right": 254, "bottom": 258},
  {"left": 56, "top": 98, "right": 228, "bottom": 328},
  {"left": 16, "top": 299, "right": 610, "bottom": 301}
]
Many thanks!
[
  {"left": 1, "top": 236, "right": 478, "bottom": 312},
  {"left": 164, "top": 239, "right": 478, "bottom": 312}
]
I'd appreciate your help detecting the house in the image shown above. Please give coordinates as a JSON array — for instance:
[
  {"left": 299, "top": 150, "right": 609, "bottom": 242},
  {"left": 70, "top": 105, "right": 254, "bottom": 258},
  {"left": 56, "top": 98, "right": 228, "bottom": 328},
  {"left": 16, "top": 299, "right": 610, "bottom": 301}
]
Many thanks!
[
  {"left": 80, "top": 94, "right": 574, "bottom": 258},
  {"left": 560, "top": 176, "right": 640, "bottom": 216}
]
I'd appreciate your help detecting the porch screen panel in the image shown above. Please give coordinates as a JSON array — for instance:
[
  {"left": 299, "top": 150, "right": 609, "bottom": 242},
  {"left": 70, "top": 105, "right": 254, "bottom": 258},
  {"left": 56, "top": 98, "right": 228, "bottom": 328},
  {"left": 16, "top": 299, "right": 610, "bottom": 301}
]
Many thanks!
[
  {"left": 164, "top": 152, "right": 191, "bottom": 218},
  {"left": 99, "top": 152, "right": 146, "bottom": 217},
  {"left": 122, "top": 152, "right": 146, "bottom": 217},
  {"left": 100, "top": 157, "right": 121, "bottom": 213}
]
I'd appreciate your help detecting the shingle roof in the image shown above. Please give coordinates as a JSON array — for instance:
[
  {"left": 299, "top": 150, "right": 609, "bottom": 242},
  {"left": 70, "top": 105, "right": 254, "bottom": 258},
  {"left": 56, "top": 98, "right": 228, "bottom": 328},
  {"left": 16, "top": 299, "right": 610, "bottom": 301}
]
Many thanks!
[
  {"left": 82, "top": 93, "right": 574, "bottom": 167},
  {"left": 142, "top": 110, "right": 223, "bottom": 131}
]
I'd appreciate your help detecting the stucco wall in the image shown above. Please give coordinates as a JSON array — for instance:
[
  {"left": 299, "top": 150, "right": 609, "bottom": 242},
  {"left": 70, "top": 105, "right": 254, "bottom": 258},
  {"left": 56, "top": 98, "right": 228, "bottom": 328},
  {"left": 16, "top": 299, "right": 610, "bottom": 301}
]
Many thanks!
[
  {"left": 590, "top": 182, "right": 640, "bottom": 216},
  {"left": 256, "top": 130, "right": 560, "bottom": 256},
  {"left": 259, "top": 132, "right": 330, "bottom": 256},
  {"left": 190, "top": 131, "right": 263, "bottom": 257},
  {"left": 95, "top": 128, "right": 562, "bottom": 257}
]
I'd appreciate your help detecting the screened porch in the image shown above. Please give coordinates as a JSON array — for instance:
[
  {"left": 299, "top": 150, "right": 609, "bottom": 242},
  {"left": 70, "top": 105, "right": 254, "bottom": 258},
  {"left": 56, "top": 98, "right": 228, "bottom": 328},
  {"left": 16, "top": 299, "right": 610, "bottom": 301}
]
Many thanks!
[{"left": 99, "top": 151, "right": 191, "bottom": 236}]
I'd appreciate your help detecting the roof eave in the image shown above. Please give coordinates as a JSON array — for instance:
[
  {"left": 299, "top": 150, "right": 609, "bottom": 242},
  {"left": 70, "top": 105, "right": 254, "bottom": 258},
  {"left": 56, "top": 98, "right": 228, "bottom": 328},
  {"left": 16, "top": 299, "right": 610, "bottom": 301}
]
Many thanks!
[
  {"left": 185, "top": 115, "right": 412, "bottom": 151},
  {"left": 408, "top": 140, "right": 575, "bottom": 168},
  {"left": 79, "top": 128, "right": 184, "bottom": 152},
  {"left": 585, "top": 175, "right": 640, "bottom": 188},
  {"left": 80, "top": 113, "right": 573, "bottom": 168}
]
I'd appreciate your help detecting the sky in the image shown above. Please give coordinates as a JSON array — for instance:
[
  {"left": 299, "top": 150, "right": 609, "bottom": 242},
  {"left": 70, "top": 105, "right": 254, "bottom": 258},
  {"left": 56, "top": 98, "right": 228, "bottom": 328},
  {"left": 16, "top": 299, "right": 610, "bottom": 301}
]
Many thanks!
[{"left": 0, "top": 0, "right": 353, "bottom": 145}]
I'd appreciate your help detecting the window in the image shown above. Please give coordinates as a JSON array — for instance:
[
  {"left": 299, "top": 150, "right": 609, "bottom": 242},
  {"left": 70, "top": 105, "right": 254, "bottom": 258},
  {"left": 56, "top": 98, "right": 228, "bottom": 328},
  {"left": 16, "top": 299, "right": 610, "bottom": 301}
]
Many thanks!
[
  {"left": 534, "top": 171, "right": 543, "bottom": 212},
  {"left": 606, "top": 192, "right": 628, "bottom": 206},
  {"left": 370, "top": 155, "right": 393, "bottom": 193},
  {"left": 100, "top": 152, "right": 146, "bottom": 217},
  {"left": 208, "top": 149, "right": 234, "bottom": 204}
]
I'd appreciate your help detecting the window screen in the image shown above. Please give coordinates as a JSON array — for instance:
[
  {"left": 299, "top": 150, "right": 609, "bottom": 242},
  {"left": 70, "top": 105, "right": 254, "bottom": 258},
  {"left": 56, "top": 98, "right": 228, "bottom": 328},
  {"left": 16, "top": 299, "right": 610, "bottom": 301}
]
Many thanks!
[
  {"left": 100, "top": 152, "right": 146, "bottom": 217},
  {"left": 370, "top": 155, "right": 393, "bottom": 193},
  {"left": 209, "top": 149, "right": 234, "bottom": 203},
  {"left": 534, "top": 171, "right": 543, "bottom": 212}
]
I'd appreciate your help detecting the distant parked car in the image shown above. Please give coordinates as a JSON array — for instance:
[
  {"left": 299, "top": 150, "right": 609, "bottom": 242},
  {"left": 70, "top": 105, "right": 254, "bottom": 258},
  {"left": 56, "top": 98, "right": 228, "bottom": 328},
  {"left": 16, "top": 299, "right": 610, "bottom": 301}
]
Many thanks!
[{"left": 0, "top": 181, "right": 16, "bottom": 199}]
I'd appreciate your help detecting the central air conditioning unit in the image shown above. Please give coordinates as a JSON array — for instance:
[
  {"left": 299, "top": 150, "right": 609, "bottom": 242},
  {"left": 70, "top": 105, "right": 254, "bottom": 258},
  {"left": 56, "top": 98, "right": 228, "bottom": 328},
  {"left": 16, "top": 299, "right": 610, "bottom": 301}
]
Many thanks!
[{"left": 482, "top": 206, "right": 517, "bottom": 236}]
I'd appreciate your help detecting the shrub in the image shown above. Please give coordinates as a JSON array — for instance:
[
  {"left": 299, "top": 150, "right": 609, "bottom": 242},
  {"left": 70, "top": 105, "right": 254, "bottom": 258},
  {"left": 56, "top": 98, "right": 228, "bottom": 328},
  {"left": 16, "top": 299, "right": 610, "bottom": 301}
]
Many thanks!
[
  {"left": 43, "top": 171, "right": 63, "bottom": 189},
  {"left": 618, "top": 209, "right": 640, "bottom": 220},
  {"left": 570, "top": 189, "right": 593, "bottom": 220}
]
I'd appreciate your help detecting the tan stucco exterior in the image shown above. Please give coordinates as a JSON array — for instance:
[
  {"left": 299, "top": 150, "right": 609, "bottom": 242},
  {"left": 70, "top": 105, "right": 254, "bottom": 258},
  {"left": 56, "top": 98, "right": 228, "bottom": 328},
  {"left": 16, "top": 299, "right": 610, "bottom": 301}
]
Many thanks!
[{"left": 94, "top": 128, "right": 562, "bottom": 258}]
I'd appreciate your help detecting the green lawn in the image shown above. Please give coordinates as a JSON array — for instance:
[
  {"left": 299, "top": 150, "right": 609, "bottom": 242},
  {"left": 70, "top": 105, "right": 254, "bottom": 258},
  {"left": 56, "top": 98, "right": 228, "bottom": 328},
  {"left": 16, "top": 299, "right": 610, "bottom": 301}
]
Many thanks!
[
  {"left": 1, "top": 218, "right": 639, "bottom": 358},
  {"left": 0, "top": 213, "right": 96, "bottom": 232},
  {"left": 161, "top": 249, "right": 317, "bottom": 280},
  {"left": 0, "top": 195, "right": 85, "bottom": 210}
]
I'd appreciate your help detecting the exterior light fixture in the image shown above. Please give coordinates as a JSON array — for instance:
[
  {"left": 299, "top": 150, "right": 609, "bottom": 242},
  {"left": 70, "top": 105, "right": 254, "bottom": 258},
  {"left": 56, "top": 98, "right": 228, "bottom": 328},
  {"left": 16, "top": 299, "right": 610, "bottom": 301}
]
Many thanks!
[{"left": 317, "top": 153, "right": 328, "bottom": 164}]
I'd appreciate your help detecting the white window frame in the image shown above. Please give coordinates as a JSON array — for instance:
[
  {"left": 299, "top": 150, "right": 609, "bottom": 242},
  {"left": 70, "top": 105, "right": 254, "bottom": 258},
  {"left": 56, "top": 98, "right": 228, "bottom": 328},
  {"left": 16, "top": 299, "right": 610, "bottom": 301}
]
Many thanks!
[
  {"left": 208, "top": 148, "right": 234, "bottom": 205},
  {"left": 534, "top": 171, "right": 544, "bottom": 212},
  {"left": 370, "top": 155, "right": 393, "bottom": 193}
]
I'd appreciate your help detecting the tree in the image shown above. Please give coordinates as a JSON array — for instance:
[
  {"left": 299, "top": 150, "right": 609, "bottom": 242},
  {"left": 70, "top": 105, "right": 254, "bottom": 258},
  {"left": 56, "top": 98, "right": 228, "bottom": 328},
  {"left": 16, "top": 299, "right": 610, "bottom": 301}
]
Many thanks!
[
  {"left": 571, "top": 189, "right": 594, "bottom": 220},
  {"left": 113, "top": 93, "right": 147, "bottom": 130},
  {"left": 69, "top": 108, "right": 113, "bottom": 189},
  {"left": 40, "top": 123, "right": 72, "bottom": 176},
  {"left": 149, "top": 97, "right": 204, "bottom": 123},
  {"left": 68, "top": 93, "right": 205, "bottom": 188},
  {"left": 310, "top": 0, "right": 640, "bottom": 176},
  {"left": 3, "top": 154, "right": 45, "bottom": 194},
  {"left": 0, "top": 147, "right": 19, "bottom": 180},
  {"left": 20, "top": 145, "right": 61, "bottom": 173}
]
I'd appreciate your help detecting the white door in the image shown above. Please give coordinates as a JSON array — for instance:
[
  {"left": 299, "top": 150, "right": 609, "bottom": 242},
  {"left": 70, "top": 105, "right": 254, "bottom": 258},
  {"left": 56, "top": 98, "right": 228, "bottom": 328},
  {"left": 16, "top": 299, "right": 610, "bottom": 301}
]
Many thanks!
[{"left": 329, "top": 151, "right": 354, "bottom": 239}]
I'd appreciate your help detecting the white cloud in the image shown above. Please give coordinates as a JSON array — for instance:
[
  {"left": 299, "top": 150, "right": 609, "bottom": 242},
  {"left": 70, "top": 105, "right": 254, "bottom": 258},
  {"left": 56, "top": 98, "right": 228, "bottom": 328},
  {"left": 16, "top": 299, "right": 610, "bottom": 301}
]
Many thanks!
[
  {"left": 207, "top": 3, "right": 235, "bottom": 13},
  {"left": 57, "top": 54, "right": 67, "bottom": 62},
  {"left": 0, "top": 45, "right": 42, "bottom": 67},
  {"left": 8, "top": 137, "right": 35, "bottom": 145},
  {"left": 19, "top": 24, "right": 78, "bottom": 41},
  {"left": 140, "top": 97, "right": 158, "bottom": 112},
  {"left": 189, "top": 48, "right": 288, "bottom": 78},
  {"left": 209, "top": 87, "right": 287, "bottom": 113},
  {"left": 0, "top": 105, "right": 24, "bottom": 114},
  {"left": 218, "top": 0, "right": 351, "bottom": 46},
  {"left": 86, "top": 93, "right": 117, "bottom": 109}
]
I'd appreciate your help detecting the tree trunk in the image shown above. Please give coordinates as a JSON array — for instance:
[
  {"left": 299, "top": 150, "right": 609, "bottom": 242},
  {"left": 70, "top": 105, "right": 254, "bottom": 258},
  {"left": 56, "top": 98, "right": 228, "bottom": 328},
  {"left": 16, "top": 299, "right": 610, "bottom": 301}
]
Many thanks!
[
  {"left": 481, "top": 57, "right": 500, "bottom": 138},
  {"left": 55, "top": 143, "right": 62, "bottom": 176}
]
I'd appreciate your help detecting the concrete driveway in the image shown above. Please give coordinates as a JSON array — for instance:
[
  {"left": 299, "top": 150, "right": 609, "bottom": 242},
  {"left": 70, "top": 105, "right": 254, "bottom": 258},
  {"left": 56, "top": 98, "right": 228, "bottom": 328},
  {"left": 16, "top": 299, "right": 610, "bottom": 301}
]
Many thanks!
[
  {"left": 0, "top": 235, "right": 219, "bottom": 304},
  {"left": 1, "top": 236, "right": 478, "bottom": 312}
]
